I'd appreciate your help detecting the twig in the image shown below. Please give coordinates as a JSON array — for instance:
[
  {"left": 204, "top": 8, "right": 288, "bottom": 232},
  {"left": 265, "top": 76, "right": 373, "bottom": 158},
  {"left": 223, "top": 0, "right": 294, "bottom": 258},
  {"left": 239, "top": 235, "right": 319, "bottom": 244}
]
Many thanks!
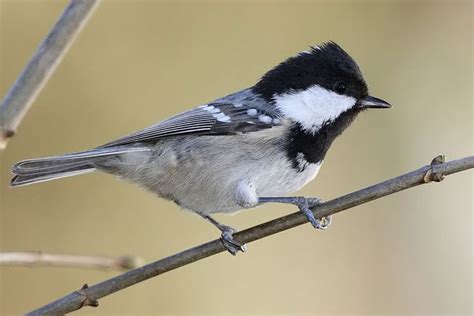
[
  {"left": 0, "top": 251, "right": 143, "bottom": 271},
  {"left": 0, "top": 0, "right": 100, "bottom": 149},
  {"left": 26, "top": 155, "right": 474, "bottom": 315}
]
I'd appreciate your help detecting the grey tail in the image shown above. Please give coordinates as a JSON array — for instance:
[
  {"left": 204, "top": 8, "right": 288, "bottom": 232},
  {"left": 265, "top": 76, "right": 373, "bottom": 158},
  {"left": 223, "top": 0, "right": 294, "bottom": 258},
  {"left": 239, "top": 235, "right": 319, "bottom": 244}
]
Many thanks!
[{"left": 10, "top": 146, "right": 151, "bottom": 187}]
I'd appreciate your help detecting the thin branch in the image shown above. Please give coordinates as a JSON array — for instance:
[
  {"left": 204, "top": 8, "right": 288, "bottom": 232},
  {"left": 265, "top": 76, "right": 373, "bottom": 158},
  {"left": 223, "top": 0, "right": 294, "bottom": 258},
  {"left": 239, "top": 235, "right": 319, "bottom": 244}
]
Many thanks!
[
  {"left": 26, "top": 155, "right": 474, "bottom": 315},
  {"left": 0, "top": 251, "right": 144, "bottom": 271},
  {"left": 0, "top": 0, "right": 100, "bottom": 149}
]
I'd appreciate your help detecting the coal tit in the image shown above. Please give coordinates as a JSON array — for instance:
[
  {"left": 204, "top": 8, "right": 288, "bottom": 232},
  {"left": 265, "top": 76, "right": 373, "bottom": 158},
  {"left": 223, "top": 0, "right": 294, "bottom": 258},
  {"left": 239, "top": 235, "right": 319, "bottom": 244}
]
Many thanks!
[{"left": 11, "top": 42, "right": 391, "bottom": 255}]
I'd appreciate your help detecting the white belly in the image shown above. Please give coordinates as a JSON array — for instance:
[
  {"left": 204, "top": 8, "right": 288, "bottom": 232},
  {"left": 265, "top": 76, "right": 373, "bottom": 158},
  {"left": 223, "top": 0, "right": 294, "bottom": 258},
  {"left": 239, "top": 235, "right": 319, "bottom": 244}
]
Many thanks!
[{"left": 113, "top": 130, "right": 321, "bottom": 214}]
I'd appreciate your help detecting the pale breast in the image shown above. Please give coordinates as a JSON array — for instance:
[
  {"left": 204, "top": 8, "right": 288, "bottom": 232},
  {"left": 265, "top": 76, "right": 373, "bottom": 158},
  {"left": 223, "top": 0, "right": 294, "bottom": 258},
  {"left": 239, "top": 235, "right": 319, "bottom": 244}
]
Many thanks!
[{"left": 113, "top": 127, "right": 322, "bottom": 214}]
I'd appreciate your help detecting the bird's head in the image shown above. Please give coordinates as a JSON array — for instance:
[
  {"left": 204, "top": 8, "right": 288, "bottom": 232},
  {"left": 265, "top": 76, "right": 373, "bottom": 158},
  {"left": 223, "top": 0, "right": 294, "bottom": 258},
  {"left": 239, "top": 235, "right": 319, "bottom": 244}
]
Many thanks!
[{"left": 253, "top": 41, "right": 391, "bottom": 134}]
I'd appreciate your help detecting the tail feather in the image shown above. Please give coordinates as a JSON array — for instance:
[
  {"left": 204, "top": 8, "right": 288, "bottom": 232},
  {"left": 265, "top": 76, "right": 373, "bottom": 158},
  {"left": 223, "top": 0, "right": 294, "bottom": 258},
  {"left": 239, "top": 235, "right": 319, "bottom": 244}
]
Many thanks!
[
  {"left": 11, "top": 166, "right": 95, "bottom": 187},
  {"left": 13, "top": 146, "right": 148, "bottom": 174},
  {"left": 11, "top": 145, "right": 151, "bottom": 187}
]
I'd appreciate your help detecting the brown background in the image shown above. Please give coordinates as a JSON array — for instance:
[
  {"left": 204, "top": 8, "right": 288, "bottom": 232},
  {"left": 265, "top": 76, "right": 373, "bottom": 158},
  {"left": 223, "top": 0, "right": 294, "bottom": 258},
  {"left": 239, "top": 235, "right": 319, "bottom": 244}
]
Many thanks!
[{"left": 0, "top": 0, "right": 472, "bottom": 315}]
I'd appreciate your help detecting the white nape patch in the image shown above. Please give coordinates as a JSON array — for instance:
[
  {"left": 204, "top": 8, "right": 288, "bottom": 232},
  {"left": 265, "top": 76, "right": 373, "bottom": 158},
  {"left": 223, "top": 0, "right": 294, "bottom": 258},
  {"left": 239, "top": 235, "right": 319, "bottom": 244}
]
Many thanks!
[
  {"left": 247, "top": 109, "right": 258, "bottom": 116},
  {"left": 258, "top": 115, "right": 272, "bottom": 124},
  {"left": 272, "top": 118, "right": 280, "bottom": 124},
  {"left": 213, "top": 112, "right": 231, "bottom": 122},
  {"left": 273, "top": 84, "right": 356, "bottom": 133}
]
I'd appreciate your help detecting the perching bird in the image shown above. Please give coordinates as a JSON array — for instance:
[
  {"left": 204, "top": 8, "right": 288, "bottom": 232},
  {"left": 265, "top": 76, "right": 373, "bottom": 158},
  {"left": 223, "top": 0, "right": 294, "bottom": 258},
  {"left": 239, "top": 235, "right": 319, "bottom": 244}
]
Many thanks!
[{"left": 11, "top": 42, "right": 391, "bottom": 255}]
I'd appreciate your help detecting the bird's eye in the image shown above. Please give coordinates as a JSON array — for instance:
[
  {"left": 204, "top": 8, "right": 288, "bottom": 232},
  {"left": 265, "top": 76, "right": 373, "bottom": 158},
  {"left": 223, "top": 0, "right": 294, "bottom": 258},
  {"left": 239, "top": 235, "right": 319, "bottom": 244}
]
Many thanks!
[{"left": 334, "top": 82, "right": 346, "bottom": 94}]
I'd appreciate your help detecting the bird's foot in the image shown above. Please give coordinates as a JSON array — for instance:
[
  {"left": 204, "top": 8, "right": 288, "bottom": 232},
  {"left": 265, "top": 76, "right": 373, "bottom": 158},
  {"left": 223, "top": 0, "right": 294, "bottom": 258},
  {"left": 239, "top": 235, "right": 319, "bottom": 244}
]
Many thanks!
[
  {"left": 220, "top": 225, "right": 247, "bottom": 256},
  {"left": 258, "top": 196, "right": 332, "bottom": 230},
  {"left": 292, "top": 197, "right": 332, "bottom": 230},
  {"left": 197, "top": 213, "right": 247, "bottom": 255}
]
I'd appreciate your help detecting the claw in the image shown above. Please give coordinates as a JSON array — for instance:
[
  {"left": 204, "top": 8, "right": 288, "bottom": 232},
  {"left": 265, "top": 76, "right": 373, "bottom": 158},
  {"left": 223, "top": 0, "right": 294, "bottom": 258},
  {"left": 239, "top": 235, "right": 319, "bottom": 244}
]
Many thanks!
[
  {"left": 259, "top": 196, "right": 332, "bottom": 230},
  {"left": 220, "top": 226, "right": 247, "bottom": 255},
  {"left": 318, "top": 215, "right": 332, "bottom": 230},
  {"left": 197, "top": 213, "right": 247, "bottom": 255},
  {"left": 295, "top": 198, "right": 331, "bottom": 230}
]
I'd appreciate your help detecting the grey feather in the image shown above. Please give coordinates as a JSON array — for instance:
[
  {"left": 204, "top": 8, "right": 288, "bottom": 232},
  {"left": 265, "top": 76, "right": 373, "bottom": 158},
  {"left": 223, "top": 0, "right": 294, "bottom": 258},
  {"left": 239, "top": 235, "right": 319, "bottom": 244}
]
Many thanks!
[
  {"left": 11, "top": 146, "right": 151, "bottom": 187},
  {"left": 11, "top": 166, "right": 96, "bottom": 187},
  {"left": 10, "top": 89, "right": 320, "bottom": 214},
  {"left": 13, "top": 146, "right": 150, "bottom": 174},
  {"left": 98, "top": 124, "right": 322, "bottom": 214},
  {"left": 100, "top": 89, "right": 281, "bottom": 148}
]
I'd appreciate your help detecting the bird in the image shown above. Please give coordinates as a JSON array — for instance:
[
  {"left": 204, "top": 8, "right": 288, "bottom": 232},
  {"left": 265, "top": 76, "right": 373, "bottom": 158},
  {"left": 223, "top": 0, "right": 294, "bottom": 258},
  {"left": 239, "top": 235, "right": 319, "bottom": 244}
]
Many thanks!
[{"left": 11, "top": 41, "right": 391, "bottom": 255}]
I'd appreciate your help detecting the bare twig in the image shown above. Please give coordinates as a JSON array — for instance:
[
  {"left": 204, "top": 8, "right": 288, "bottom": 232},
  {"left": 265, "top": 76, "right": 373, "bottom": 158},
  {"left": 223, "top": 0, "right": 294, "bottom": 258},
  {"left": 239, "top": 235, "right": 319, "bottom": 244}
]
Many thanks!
[
  {"left": 0, "top": 251, "right": 143, "bottom": 271},
  {"left": 0, "top": 0, "right": 100, "bottom": 149},
  {"left": 25, "top": 155, "right": 474, "bottom": 315}
]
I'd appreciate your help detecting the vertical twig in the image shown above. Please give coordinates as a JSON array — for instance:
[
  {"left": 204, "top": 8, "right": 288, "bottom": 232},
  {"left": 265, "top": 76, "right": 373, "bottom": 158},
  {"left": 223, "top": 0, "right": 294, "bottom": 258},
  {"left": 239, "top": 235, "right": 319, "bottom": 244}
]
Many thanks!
[{"left": 0, "top": 0, "right": 101, "bottom": 149}]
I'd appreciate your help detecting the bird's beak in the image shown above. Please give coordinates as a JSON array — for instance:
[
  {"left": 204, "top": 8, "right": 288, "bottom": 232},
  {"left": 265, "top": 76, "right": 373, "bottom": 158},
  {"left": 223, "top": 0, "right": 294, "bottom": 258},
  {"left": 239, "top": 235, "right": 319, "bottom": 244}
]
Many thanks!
[{"left": 356, "top": 95, "right": 391, "bottom": 109}]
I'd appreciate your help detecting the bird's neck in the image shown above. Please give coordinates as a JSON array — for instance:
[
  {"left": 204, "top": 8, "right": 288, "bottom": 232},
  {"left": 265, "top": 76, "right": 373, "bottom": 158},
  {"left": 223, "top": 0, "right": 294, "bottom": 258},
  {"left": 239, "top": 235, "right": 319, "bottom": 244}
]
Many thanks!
[{"left": 286, "top": 108, "right": 360, "bottom": 170}]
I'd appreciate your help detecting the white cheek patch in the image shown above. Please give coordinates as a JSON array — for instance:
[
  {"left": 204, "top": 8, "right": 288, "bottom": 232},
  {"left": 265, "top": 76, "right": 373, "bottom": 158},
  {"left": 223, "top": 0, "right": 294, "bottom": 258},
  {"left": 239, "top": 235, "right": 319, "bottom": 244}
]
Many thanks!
[{"left": 273, "top": 85, "right": 356, "bottom": 133}]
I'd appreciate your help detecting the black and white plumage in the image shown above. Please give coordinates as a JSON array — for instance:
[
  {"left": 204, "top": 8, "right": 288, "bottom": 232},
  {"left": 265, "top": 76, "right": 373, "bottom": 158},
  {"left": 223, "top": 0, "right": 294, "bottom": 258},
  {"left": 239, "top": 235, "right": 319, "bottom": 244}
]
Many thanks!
[
  {"left": 11, "top": 42, "right": 391, "bottom": 254},
  {"left": 101, "top": 89, "right": 281, "bottom": 147}
]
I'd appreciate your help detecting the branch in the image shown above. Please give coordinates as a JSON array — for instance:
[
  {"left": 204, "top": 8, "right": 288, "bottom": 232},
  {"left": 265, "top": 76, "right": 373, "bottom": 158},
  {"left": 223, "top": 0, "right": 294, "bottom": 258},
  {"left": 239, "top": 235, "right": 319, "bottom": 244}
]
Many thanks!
[
  {"left": 0, "top": 251, "right": 143, "bottom": 271},
  {"left": 0, "top": 0, "right": 100, "bottom": 149},
  {"left": 26, "top": 155, "right": 474, "bottom": 315}
]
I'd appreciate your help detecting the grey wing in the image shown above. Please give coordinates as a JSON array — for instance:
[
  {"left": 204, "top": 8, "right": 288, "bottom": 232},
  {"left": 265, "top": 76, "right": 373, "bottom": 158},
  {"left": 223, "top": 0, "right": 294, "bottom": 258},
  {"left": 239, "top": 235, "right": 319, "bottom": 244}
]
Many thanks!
[{"left": 100, "top": 100, "right": 282, "bottom": 148}]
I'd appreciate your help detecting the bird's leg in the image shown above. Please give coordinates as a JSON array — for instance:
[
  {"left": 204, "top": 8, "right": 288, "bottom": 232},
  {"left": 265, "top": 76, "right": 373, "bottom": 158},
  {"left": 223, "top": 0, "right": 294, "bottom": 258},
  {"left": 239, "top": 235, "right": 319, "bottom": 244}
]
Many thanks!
[
  {"left": 258, "top": 197, "right": 332, "bottom": 230},
  {"left": 197, "top": 213, "right": 247, "bottom": 255}
]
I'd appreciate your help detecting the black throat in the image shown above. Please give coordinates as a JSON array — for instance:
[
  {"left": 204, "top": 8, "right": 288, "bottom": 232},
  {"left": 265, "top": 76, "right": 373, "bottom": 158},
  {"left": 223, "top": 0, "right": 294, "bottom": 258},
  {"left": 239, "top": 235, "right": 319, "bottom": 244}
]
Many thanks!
[{"left": 286, "top": 107, "right": 361, "bottom": 171}]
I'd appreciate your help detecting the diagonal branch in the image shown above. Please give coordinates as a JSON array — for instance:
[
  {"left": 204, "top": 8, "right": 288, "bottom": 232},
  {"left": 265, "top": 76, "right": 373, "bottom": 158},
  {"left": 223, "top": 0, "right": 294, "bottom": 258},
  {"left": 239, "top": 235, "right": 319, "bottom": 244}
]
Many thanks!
[
  {"left": 0, "top": 251, "right": 143, "bottom": 271},
  {"left": 0, "top": 0, "right": 100, "bottom": 149},
  {"left": 26, "top": 155, "right": 474, "bottom": 315}
]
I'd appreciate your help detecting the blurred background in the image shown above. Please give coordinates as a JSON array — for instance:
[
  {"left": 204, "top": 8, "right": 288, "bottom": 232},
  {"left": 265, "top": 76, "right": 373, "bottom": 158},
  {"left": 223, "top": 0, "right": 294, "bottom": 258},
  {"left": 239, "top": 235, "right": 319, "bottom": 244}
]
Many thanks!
[{"left": 0, "top": 0, "right": 472, "bottom": 315}]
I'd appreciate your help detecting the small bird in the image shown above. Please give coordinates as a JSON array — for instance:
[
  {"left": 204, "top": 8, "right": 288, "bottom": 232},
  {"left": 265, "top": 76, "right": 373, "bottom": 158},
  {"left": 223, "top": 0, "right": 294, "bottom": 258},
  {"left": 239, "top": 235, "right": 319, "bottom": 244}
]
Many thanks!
[{"left": 11, "top": 42, "right": 391, "bottom": 255}]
